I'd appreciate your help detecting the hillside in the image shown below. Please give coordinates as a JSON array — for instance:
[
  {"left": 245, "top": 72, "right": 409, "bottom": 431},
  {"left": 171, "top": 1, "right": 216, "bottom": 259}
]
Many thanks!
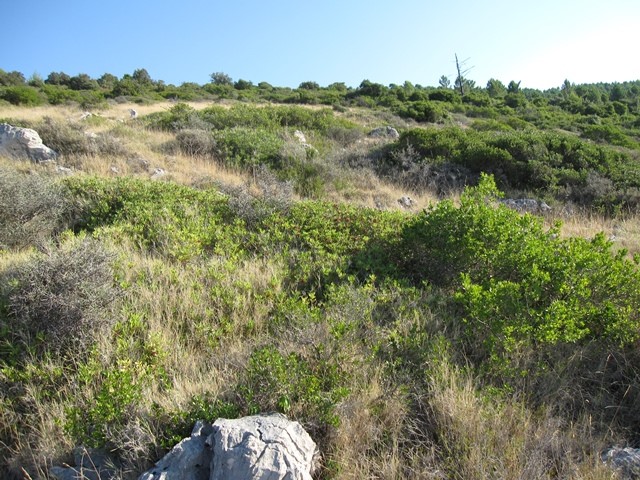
[{"left": 2, "top": 71, "right": 640, "bottom": 479}]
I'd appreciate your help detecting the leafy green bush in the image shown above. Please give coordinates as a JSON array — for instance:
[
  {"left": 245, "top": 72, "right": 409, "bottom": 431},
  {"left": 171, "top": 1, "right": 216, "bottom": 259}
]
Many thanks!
[
  {"left": 392, "top": 175, "right": 640, "bottom": 375},
  {"left": 239, "top": 345, "right": 349, "bottom": 428},
  {"left": 213, "top": 127, "right": 283, "bottom": 169},
  {"left": 0, "top": 86, "right": 44, "bottom": 106},
  {"left": 394, "top": 100, "right": 448, "bottom": 123},
  {"left": 64, "top": 176, "right": 239, "bottom": 261},
  {"left": 65, "top": 313, "right": 167, "bottom": 449},
  {"left": 389, "top": 126, "right": 640, "bottom": 210}
]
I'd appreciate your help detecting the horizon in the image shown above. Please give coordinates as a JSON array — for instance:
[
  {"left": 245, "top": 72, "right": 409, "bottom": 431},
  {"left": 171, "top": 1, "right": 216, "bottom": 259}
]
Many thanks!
[{"left": 2, "top": 0, "right": 639, "bottom": 91}]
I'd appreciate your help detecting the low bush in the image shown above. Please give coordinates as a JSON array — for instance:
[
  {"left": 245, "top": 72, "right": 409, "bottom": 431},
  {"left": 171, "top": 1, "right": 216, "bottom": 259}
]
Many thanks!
[
  {"left": 175, "top": 128, "right": 217, "bottom": 156},
  {"left": 3, "top": 236, "right": 120, "bottom": 355},
  {"left": 35, "top": 117, "right": 128, "bottom": 157},
  {"left": 0, "top": 86, "right": 44, "bottom": 106},
  {"left": 389, "top": 126, "right": 640, "bottom": 211},
  {"left": 390, "top": 175, "right": 640, "bottom": 381},
  {"left": 0, "top": 167, "right": 76, "bottom": 249}
]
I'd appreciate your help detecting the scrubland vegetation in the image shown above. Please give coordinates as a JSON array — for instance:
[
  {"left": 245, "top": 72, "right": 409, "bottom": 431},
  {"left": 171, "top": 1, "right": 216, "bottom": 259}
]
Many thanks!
[{"left": 2, "top": 67, "right": 640, "bottom": 478}]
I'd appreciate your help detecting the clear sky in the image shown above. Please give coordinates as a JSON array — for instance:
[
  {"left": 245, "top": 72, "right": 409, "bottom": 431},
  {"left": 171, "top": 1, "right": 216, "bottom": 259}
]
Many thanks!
[{"left": 2, "top": 0, "right": 639, "bottom": 91}]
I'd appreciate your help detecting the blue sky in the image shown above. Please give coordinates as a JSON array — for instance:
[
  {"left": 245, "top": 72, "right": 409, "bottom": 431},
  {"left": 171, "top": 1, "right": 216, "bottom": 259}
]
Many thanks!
[{"left": 2, "top": 0, "right": 639, "bottom": 90}]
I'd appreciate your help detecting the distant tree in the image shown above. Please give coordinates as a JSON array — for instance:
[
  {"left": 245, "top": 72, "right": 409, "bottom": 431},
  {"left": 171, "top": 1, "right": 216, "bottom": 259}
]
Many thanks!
[
  {"left": 258, "top": 81, "right": 273, "bottom": 90},
  {"left": 97, "top": 73, "right": 118, "bottom": 89},
  {"left": 45, "top": 71, "right": 71, "bottom": 86},
  {"left": 0, "top": 70, "right": 26, "bottom": 86},
  {"left": 112, "top": 76, "right": 143, "bottom": 97},
  {"left": 561, "top": 79, "right": 573, "bottom": 99},
  {"left": 28, "top": 73, "right": 44, "bottom": 87},
  {"left": 438, "top": 75, "right": 451, "bottom": 89},
  {"left": 609, "top": 83, "right": 626, "bottom": 102},
  {"left": 507, "top": 80, "right": 521, "bottom": 94},
  {"left": 234, "top": 79, "right": 253, "bottom": 90},
  {"left": 454, "top": 54, "right": 474, "bottom": 95},
  {"left": 486, "top": 78, "right": 507, "bottom": 98},
  {"left": 68, "top": 73, "right": 98, "bottom": 90},
  {"left": 327, "top": 82, "right": 347, "bottom": 92},
  {"left": 357, "top": 80, "right": 386, "bottom": 97},
  {"left": 211, "top": 72, "right": 233, "bottom": 85},
  {"left": 298, "top": 81, "right": 320, "bottom": 90},
  {"left": 132, "top": 68, "right": 153, "bottom": 86}
]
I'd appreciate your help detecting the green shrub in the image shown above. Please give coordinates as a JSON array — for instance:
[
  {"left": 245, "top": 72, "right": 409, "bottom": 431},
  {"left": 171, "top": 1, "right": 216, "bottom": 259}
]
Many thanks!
[
  {"left": 392, "top": 175, "right": 640, "bottom": 376},
  {"left": 214, "top": 127, "right": 283, "bottom": 169},
  {"left": 0, "top": 86, "right": 44, "bottom": 106},
  {"left": 394, "top": 100, "right": 448, "bottom": 123},
  {"left": 64, "top": 176, "right": 238, "bottom": 261},
  {"left": 239, "top": 345, "right": 349, "bottom": 428},
  {"left": 65, "top": 313, "right": 167, "bottom": 448}
]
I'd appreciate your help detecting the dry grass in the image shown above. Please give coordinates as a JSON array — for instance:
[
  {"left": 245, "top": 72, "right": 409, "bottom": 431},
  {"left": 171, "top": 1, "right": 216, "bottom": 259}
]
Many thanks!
[{"left": 426, "top": 361, "right": 615, "bottom": 480}]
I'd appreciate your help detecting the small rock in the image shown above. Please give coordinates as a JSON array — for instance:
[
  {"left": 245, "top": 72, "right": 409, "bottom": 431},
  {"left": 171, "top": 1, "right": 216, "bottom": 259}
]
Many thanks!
[
  {"left": 602, "top": 447, "right": 640, "bottom": 479},
  {"left": 56, "top": 165, "right": 73, "bottom": 176},
  {"left": 294, "top": 130, "right": 307, "bottom": 143},
  {"left": 498, "top": 198, "right": 551, "bottom": 214},
  {"left": 50, "top": 446, "right": 118, "bottom": 480},
  {"left": 368, "top": 126, "right": 399, "bottom": 139},
  {"left": 398, "top": 196, "right": 414, "bottom": 208},
  {"left": 110, "top": 166, "right": 120, "bottom": 174},
  {"left": 129, "top": 109, "right": 138, "bottom": 119},
  {"left": 150, "top": 168, "right": 167, "bottom": 179},
  {"left": 80, "top": 112, "right": 93, "bottom": 120}
]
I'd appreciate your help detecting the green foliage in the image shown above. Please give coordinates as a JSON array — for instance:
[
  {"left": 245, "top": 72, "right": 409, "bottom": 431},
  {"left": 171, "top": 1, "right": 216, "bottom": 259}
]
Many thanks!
[
  {"left": 156, "top": 395, "right": 240, "bottom": 449},
  {"left": 214, "top": 126, "right": 283, "bottom": 168},
  {"left": 389, "top": 126, "right": 640, "bottom": 210},
  {"left": 239, "top": 345, "right": 349, "bottom": 427},
  {"left": 64, "top": 313, "right": 167, "bottom": 447},
  {"left": 0, "top": 86, "right": 44, "bottom": 106},
  {"left": 394, "top": 100, "right": 448, "bottom": 122},
  {"left": 392, "top": 175, "right": 640, "bottom": 375}
]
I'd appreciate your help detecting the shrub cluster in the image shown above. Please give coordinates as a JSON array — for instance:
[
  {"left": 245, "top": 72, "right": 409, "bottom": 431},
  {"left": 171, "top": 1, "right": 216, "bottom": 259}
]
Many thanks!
[
  {"left": 0, "top": 167, "right": 76, "bottom": 249},
  {"left": 3, "top": 237, "right": 120, "bottom": 355},
  {"left": 388, "top": 127, "right": 640, "bottom": 211}
]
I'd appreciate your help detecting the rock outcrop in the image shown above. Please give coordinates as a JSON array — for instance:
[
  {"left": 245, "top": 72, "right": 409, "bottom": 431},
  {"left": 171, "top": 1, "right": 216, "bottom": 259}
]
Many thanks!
[
  {"left": 138, "top": 414, "right": 317, "bottom": 480},
  {"left": 0, "top": 123, "right": 57, "bottom": 163}
]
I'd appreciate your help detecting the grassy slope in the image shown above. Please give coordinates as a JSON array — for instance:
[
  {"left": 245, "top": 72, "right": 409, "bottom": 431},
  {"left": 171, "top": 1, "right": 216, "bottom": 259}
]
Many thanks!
[{"left": 1, "top": 100, "right": 638, "bottom": 479}]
